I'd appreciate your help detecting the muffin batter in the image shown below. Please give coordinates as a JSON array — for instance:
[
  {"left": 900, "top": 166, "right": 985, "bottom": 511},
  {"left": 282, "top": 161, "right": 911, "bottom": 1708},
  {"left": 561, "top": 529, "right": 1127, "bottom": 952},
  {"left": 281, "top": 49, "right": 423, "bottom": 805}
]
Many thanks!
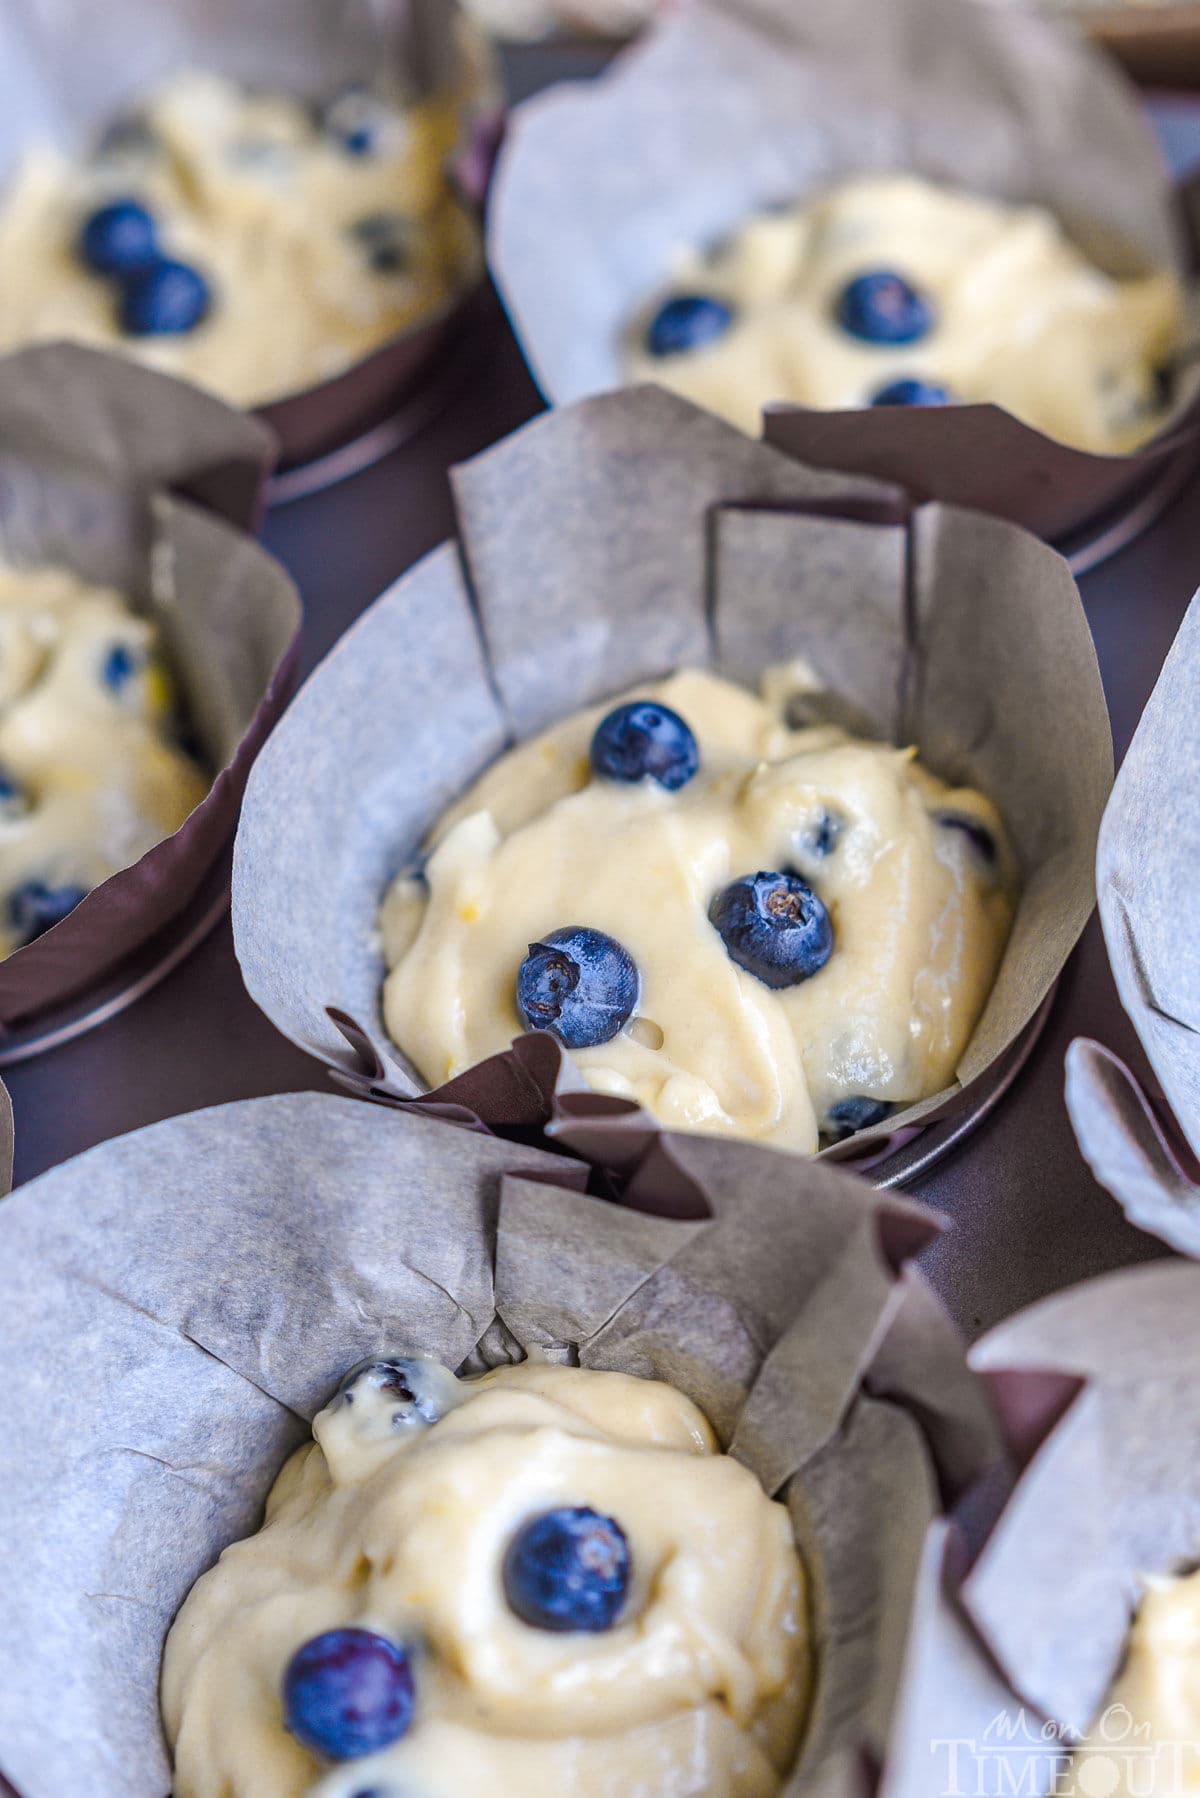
[
  {"left": 0, "top": 564, "right": 207, "bottom": 957},
  {"left": 0, "top": 71, "right": 480, "bottom": 407},
  {"left": 163, "top": 1355, "right": 809, "bottom": 1798},
  {"left": 380, "top": 667, "right": 1017, "bottom": 1153},
  {"left": 625, "top": 174, "right": 1183, "bottom": 451},
  {"left": 1072, "top": 1571, "right": 1200, "bottom": 1794}
]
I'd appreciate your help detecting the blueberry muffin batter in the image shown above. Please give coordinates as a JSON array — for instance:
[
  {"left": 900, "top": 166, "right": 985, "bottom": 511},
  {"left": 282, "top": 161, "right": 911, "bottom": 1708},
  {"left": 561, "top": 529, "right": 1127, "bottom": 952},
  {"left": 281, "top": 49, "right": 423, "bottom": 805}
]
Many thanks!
[
  {"left": 0, "top": 71, "right": 480, "bottom": 406},
  {"left": 380, "top": 667, "right": 1018, "bottom": 1152},
  {"left": 163, "top": 1355, "right": 809, "bottom": 1798},
  {"left": 0, "top": 564, "right": 207, "bottom": 957},
  {"left": 625, "top": 174, "right": 1183, "bottom": 451},
  {"left": 1070, "top": 1571, "right": 1200, "bottom": 1795}
]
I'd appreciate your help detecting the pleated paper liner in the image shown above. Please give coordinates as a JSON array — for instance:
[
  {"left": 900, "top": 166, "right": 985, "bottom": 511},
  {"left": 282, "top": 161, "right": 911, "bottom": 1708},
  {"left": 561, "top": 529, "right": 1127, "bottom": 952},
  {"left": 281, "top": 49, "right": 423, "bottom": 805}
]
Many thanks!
[
  {"left": 0, "top": 0, "right": 500, "bottom": 476},
  {"left": 0, "top": 1090, "right": 1001, "bottom": 1797},
  {"left": 882, "top": 1259, "right": 1200, "bottom": 1797},
  {"left": 231, "top": 385, "right": 1111, "bottom": 1179},
  {"left": 489, "top": 0, "right": 1200, "bottom": 546},
  {"left": 1064, "top": 584, "right": 1200, "bottom": 1252},
  {"left": 0, "top": 343, "right": 300, "bottom": 1034}
]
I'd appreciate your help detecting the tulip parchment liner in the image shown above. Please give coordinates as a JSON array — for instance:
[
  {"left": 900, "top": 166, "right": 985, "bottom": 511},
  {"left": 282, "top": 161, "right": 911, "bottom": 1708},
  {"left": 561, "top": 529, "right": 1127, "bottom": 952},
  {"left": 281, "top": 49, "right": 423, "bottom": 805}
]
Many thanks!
[
  {"left": 0, "top": 0, "right": 497, "bottom": 470},
  {"left": 879, "top": 1258, "right": 1200, "bottom": 1797},
  {"left": 0, "top": 341, "right": 300, "bottom": 1023},
  {"left": 488, "top": 0, "right": 1200, "bottom": 543},
  {"left": 232, "top": 384, "right": 1112, "bottom": 1173},
  {"left": 0, "top": 1091, "right": 1001, "bottom": 1797},
  {"left": 1061, "top": 584, "right": 1200, "bottom": 1255}
]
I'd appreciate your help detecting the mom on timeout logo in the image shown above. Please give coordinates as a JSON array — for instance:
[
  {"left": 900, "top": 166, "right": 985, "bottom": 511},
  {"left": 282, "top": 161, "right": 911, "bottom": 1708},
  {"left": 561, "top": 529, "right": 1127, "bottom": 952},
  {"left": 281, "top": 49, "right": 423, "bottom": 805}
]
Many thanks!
[{"left": 929, "top": 1702, "right": 1195, "bottom": 1796}]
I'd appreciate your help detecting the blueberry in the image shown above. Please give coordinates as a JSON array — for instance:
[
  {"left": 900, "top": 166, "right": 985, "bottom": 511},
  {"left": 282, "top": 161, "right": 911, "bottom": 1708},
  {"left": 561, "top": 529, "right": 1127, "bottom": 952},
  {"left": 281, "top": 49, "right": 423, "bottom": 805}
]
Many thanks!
[
  {"left": 0, "top": 772, "right": 28, "bottom": 822},
  {"left": 871, "top": 377, "right": 953, "bottom": 407},
  {"left": 351, "top": 213, "right": 412, "bottom": 275},
  {"left": 801, "top": 810, "right": 842, "bottom": 859},
  {"left": 590, "top": 701, "right": 698, "bottom": 792},
  {"left": 825, "top": 1096, "right": 894, "bottom": 1142},
  {"left": 8, "top": 880, "right": 88, "bottom": 946},
  {"left": 334, "top": 1356, "right": 457, "bottom": 1427},
  {"left": 518, "top": 927, "right": 644, "bottom": 1050},
  {"left": 78, "top": 199, "right": 159, "bottom": 276},
  {"left": 835, "top": 272, "right": 934, "bottom": 346},
  {"left": 118, "top": 259, "right": 211, "bottom": 336},
  {"left": 709, "top": 871, "right": 833, "bottom": 988},
  {"left": 645, "top": 294, "right": 735, "bottom": 358},
  {"left": 101, "top": 642, "right": 139, "bottom": 692},
  {"left": 516, "top": 927, "right": 639, "bottom": 1049},
  {"left": 935, "top": 812, "right": 997, "bottom": 868},
  {"left": 503, "top": 1507, "right": 631, "bottom": 1633},
  {"left": 283, "top": 1628, "right": 414, "bottom": 1762},
  {"left": 324, "top": 88, "right": 387, "bottom": 157}
]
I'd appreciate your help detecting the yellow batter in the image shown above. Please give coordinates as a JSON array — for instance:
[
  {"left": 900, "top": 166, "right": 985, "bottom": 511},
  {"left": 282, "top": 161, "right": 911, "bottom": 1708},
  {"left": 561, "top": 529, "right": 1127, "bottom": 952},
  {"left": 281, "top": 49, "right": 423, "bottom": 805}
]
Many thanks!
[
  {"left": 0, "top": 71, "right": 480, "bottom": 407},
  {"left": 380, "top": 667, "right": 1017, "bottom": 1153},
  {"left": 163, "top": 1356, "right": 809, "bottom": 1798},
  {"left": 1072, "top": 1572, "right": 1200, "bottom": 1794},
  {"left": 0, "top": 564, "right": 207, "bottom": 958},
  {"left": 625, "top": 175, "right": 1183, "bottom": 452}
]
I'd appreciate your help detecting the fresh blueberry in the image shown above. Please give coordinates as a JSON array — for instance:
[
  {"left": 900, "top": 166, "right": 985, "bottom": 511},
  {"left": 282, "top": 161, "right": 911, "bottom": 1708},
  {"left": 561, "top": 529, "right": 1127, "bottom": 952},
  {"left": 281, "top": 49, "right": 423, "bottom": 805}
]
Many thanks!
[
  {"left": 709, "top": 871, "right": 833, "bottom": 988},
  {"left": 645, "top": 294, "right": 735, "bottom": 358},
  {"left": 801, "top": 809, "right": 842, "bottom": 859},
  {"left": 871, "top": 377, "right": 953, "bottom": 407},
  {"left": 834, "top": 271, "right": 934, "bottom": 346},
  {"left": 351, "top": 213, "right": 412, "bottom": 275},
  {"left": 590, "top": 701, "right": 698, "bottom": 792},
  {"left": 1153, "top": 363, "right": 1176, "bottom": 413},
  {"left": 516, "top": 927, "right": 639, "bottom": 1049},
  {"left": 503, "top": 1507, "right": 631, "bottom": 1633},
  {"left": 101, "top": 642, "right": 139, "bottom": 693},
  {"left": 8, "top": 880, "right": 88, "bottom": 946},
  {"left": 118, "top": 259, "right": 211, "bottom": 336},
  {"left": 935, "top": 812, "right": 997, "bottom": 868},
  {"left": 825, "top": 1096, "right": 894, "bottom": 1142},
  {"left": 323, "top": 88, "right": 387, "bottom": 157},
  {"left": 334, "top": 1356, "right": 457, "bottom": 1427},
  {"left": 0, "top": 772, "right": 28, "bottom": 822},
  {"left": 283, "top": 1628, "right": 414, "bottom": 1762},
  {"left": 78, "top": 199, "right": 159, "bottom": 276}
]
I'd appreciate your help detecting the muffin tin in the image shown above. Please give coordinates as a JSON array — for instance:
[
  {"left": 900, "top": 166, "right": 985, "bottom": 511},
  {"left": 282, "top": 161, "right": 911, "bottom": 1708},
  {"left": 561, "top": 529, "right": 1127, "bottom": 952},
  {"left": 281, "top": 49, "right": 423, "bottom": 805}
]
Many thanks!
[{"left": 1, "top": 37, "right": 1199, "bottom": 1798}]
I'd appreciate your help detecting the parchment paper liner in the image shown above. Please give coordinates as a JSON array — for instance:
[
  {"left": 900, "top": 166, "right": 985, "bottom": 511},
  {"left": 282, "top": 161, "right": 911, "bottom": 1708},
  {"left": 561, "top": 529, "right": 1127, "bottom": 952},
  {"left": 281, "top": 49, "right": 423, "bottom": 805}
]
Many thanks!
[
  {"left": 0, "top": 0, "right": 498, "bottom": 471},
  {"left": 488, "top": 0, "right": 1200, "bottom": 544},
  {"left": 232, "top": 383, "right": 1112, "bottom": 1166},
  {"left": 1059, "top": 581, "right": 1200, "bottom": 1253},
  {"left": 0, "top": 341, "right": 300, "bottom": 1024},
  {"left": 0, "top": 1087, "right": 1001, "bottom": 1797},
  {"left": 880, "top": 1259, "right": 1200, "bottom": 1796}
]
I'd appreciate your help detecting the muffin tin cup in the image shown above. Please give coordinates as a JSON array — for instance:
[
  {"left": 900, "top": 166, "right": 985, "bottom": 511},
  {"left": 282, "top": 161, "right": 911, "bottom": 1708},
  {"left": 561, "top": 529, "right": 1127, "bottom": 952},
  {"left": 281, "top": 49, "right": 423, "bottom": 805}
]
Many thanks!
[
  {"left": 0, "top": 342, "right": 300, "bottom": 1027},
  {"left": 0, "top": 0, "right": 498, "bottom": 478},
  {"left": 882, "top": 1260, "right": 1200, "bottom": 1795},
  {"left": 0, "top": 1089, "right": 1000, "bottom": 1796},
  {"left": 231, "top": 383, "right": 1112, "bottom": 1177},
  {"left": 488, "top": 0, "right": 1200, "bottom": 547}
]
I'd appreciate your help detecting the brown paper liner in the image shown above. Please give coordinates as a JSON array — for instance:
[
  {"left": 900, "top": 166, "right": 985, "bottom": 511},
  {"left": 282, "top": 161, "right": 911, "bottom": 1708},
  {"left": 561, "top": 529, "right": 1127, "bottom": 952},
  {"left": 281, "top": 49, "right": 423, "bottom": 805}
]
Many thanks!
[
  {"left": 233, "top": 384, "right": 1111, "bottom": 1175},
  {"left": 0, "top": 1089, "right": 1000, "bottom": 1797},
  {"left": 883, "top": 1260, "right": 1200, "bottom": 1798},
  {"left": 0, "top": 0, "right": 498, "bottom": 471},
  {"left": 488, "top": 0, "right": 1199, "bottom": 542},
  {"left": 0, "top": 342, "right": 300, "bottom": 1024}
]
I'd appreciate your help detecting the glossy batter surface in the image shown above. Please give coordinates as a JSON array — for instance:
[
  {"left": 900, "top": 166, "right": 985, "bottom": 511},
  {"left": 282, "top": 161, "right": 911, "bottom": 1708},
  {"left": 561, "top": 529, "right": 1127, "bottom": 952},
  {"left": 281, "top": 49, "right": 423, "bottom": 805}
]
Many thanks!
[
  {"left": 625, "top": 175, "right": 1183, "bottom": 451},
  {"left": 163, "top": 1358, "right": 809, "bottom": 1798},
  {"left": 380, "top": 667, "right": 1017, "bottom": 1152},
  {"left": 0, "top": 564, "right": 207, "bottom": 958},
  {"left": 0, "top": 71, "right": 480, "bottom": 406},
  {"left": 1074, "top": 1572, "right": 1200, "bottom": 1795}
]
